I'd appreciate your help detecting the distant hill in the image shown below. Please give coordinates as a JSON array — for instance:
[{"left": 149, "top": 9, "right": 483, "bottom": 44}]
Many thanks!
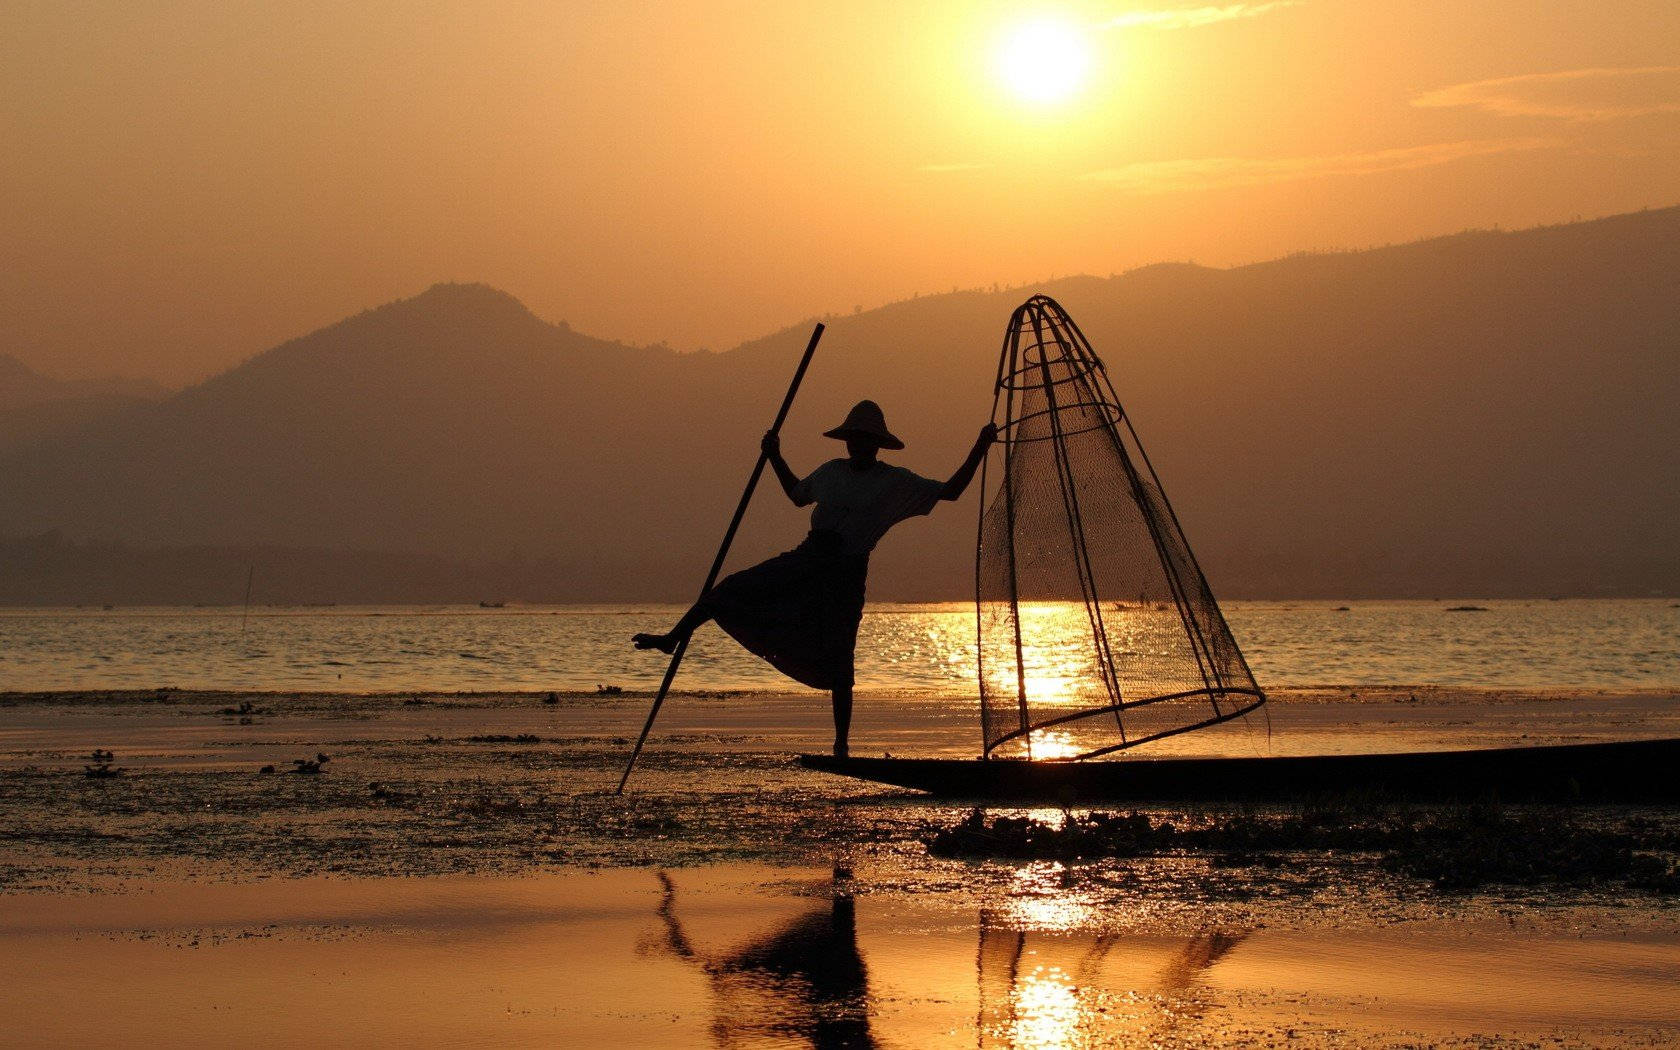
[
  {"left": 0, "top": 353, "right": 164, "bottom": 448},
  {"left": 1, "top": 206, "right": 1676, "bottom": 603}
]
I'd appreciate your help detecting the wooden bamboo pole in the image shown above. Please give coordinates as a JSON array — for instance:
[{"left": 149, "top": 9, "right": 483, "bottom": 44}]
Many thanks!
[{"left": 615, "top": 322, "right": 826, "bottom": 794}]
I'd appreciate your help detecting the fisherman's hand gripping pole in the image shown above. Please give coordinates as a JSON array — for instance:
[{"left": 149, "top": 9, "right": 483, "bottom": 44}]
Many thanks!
[{"left": 615, "top": 322, "right": 826, "bottom": 794}]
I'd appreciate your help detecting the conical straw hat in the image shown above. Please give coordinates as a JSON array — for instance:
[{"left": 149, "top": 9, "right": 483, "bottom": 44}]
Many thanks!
[{"left": 822, "top": 399, "right": 904, "bottom": 450}]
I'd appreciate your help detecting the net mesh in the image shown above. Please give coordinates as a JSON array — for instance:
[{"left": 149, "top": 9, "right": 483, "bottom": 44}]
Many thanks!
[{"left": 975, "top": 295, "right": 1264, "bottom": 760}]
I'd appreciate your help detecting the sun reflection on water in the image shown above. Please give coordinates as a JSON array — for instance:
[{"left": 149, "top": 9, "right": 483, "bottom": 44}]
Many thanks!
[
  {"left": 978, "top": 600, "right": 1193, "bottom": 714},
  {"left": 1009, "top": 964, "right": 1082, "bottom": 1050},
  {"left": 977, "top": 602, "right": 1101, "bottom": 708},
  {"left": 1004, "top": 862, "right": 1102, "bottom": 933},
  {"left": 1026, "top": 730, "right": 1081, "bottom": 760}
]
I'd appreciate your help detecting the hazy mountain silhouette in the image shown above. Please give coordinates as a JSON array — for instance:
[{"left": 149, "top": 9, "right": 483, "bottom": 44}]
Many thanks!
[
  {"left": 0, "top": 354, "right": 164, "bottom": 448},
  {"left": 1, "top": 206, "right": 1676, "bottom": 603}
]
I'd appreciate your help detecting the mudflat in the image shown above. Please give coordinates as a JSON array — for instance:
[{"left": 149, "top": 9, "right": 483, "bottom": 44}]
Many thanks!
[{"left": 1, "top": 687, "right": 1677, "bottom": 1047}]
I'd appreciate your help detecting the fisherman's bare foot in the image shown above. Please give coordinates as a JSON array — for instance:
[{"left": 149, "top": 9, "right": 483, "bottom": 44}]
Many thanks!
[
  {"left": 832, "top": 741, "right": 849, "bottom": 759},
  {"left": 632, "top": 632, "right": 678, "bottom": 654}
]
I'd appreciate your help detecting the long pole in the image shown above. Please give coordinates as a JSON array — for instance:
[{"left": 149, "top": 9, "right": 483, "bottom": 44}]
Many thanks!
[{"left": 615, "top": 322, "right": 826, "bottom": 794}]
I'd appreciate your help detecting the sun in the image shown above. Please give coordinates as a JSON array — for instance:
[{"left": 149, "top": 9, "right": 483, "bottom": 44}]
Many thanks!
[{"left": 994, "top": 17, "right": 1094, "bottom": 106}]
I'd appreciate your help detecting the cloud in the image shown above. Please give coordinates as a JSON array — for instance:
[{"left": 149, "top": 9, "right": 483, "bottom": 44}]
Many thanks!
[
  {"left": 1080, "top": 138, "right": 1560, "bottom": 193},
  {"left": 1413, "top": 66, "right": 1680, "bottom": 122},
  {"left": 917, "top": 162, "right": 990, "bottom": 173},
  {"left": 1105, "top": 1, "right": 1299, "bottom": 31}
]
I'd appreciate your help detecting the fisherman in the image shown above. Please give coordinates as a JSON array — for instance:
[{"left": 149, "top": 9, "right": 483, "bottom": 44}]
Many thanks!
[{"left": 633, "top": 400, "right": 996, "bottom": 757}]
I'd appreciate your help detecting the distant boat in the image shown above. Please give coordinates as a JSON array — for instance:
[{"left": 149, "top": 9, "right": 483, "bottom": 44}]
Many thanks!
[
  {"left": 478, "top": 600, "right": 506, "bottom": 608},
  {"left": 798, "top": 295, "right": 1679, "bottom": 803}
]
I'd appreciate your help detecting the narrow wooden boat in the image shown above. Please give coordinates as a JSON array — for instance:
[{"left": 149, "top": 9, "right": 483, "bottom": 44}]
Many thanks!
[{"left": 799, "top": 737, "right": 1680, "bottom": 803}]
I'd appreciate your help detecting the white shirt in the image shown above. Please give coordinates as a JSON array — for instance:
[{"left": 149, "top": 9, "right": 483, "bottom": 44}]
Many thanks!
[{"left": 793, "top": 458, "right": 946, "bottom": 555}]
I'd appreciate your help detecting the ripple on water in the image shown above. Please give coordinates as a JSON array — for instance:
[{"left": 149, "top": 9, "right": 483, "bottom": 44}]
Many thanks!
[{"left": 0, "top": 600, "right": 1674, "bottom": 693}]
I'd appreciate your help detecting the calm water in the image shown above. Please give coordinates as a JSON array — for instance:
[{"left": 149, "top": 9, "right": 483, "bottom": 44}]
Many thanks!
[{"left": 0, "top": 600, "right": 1674, "bottom": 693}]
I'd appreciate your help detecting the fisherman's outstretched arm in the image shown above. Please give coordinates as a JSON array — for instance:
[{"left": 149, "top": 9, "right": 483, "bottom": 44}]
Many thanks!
[
  {"left": 941, "top": 423, "right": 999, "bottom": 500},
  {"left": 762, "top": 431, "right": 809, "bottom": 505}
]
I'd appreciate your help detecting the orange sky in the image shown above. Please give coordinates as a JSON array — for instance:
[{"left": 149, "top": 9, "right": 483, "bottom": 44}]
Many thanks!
[{"left": 5, "top": 0, "right": 1678, "bottom": 383}]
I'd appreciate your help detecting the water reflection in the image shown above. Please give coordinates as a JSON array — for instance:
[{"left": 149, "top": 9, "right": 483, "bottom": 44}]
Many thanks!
[
  {"left": 978, "top": 916, "right": 1249, "bottom": 1049},
  {"left": 647, "top": 866, "right": 1253, "bottom": 1049},
  {"left": 649, "top": 868, "right": 874, "bottom": 1048}
]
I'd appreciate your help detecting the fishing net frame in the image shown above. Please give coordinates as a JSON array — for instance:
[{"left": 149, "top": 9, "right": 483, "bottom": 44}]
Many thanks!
[{"left": 974, "top": 295, "right": 1265, "bottom": 761}]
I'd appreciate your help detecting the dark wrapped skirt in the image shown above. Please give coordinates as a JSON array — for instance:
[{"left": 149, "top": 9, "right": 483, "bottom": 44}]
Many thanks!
[{"left": 699, "top": 530, "right": 868, "bottom": 691}]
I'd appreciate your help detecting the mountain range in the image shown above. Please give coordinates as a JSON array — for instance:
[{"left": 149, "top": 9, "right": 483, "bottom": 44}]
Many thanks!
[
  {"left": 2, "top": 206, "right": 1676, "bottom": 603},
  {"left": 0, "top": 354, "right": 163, "bottom": 449}
]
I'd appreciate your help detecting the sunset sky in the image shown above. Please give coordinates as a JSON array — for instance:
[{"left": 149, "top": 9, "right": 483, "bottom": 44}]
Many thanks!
[{"left": 5, "top": 0, "right": 1678, "bottom": 384}]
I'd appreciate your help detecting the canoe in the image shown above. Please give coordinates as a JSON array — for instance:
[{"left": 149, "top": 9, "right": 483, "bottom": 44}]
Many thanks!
[{"left": 798, "top": 737, "right": 1680, "bottom": 803}]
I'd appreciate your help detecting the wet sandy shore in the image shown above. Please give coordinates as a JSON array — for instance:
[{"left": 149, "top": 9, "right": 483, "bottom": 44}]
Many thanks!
[{"left": 1, "top": 686, "right": 1677, "bottom": 1046}]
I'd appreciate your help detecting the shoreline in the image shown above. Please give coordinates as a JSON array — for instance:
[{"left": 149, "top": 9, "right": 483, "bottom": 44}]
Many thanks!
[
  {"left": 4, "top": 682, "right": 1677, "bottom": 703},
  {"left": 1, "top": 685, "right": 1676, "bottom": 883}
]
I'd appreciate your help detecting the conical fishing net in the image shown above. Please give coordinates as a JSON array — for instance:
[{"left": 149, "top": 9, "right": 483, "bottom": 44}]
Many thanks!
[{"left": 976, "top": 295, "right": 1264, "bottom": 760}]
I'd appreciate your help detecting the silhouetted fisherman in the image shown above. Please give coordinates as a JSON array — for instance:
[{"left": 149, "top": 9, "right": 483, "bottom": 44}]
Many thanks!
[{"left": 634, "top": 400, "right": 995, "bottom": 757}]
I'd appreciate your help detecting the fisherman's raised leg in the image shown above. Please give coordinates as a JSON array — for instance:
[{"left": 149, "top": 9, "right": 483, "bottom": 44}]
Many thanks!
[{"left": 632, "top": 602, "right": 711, "bottom": 654}]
